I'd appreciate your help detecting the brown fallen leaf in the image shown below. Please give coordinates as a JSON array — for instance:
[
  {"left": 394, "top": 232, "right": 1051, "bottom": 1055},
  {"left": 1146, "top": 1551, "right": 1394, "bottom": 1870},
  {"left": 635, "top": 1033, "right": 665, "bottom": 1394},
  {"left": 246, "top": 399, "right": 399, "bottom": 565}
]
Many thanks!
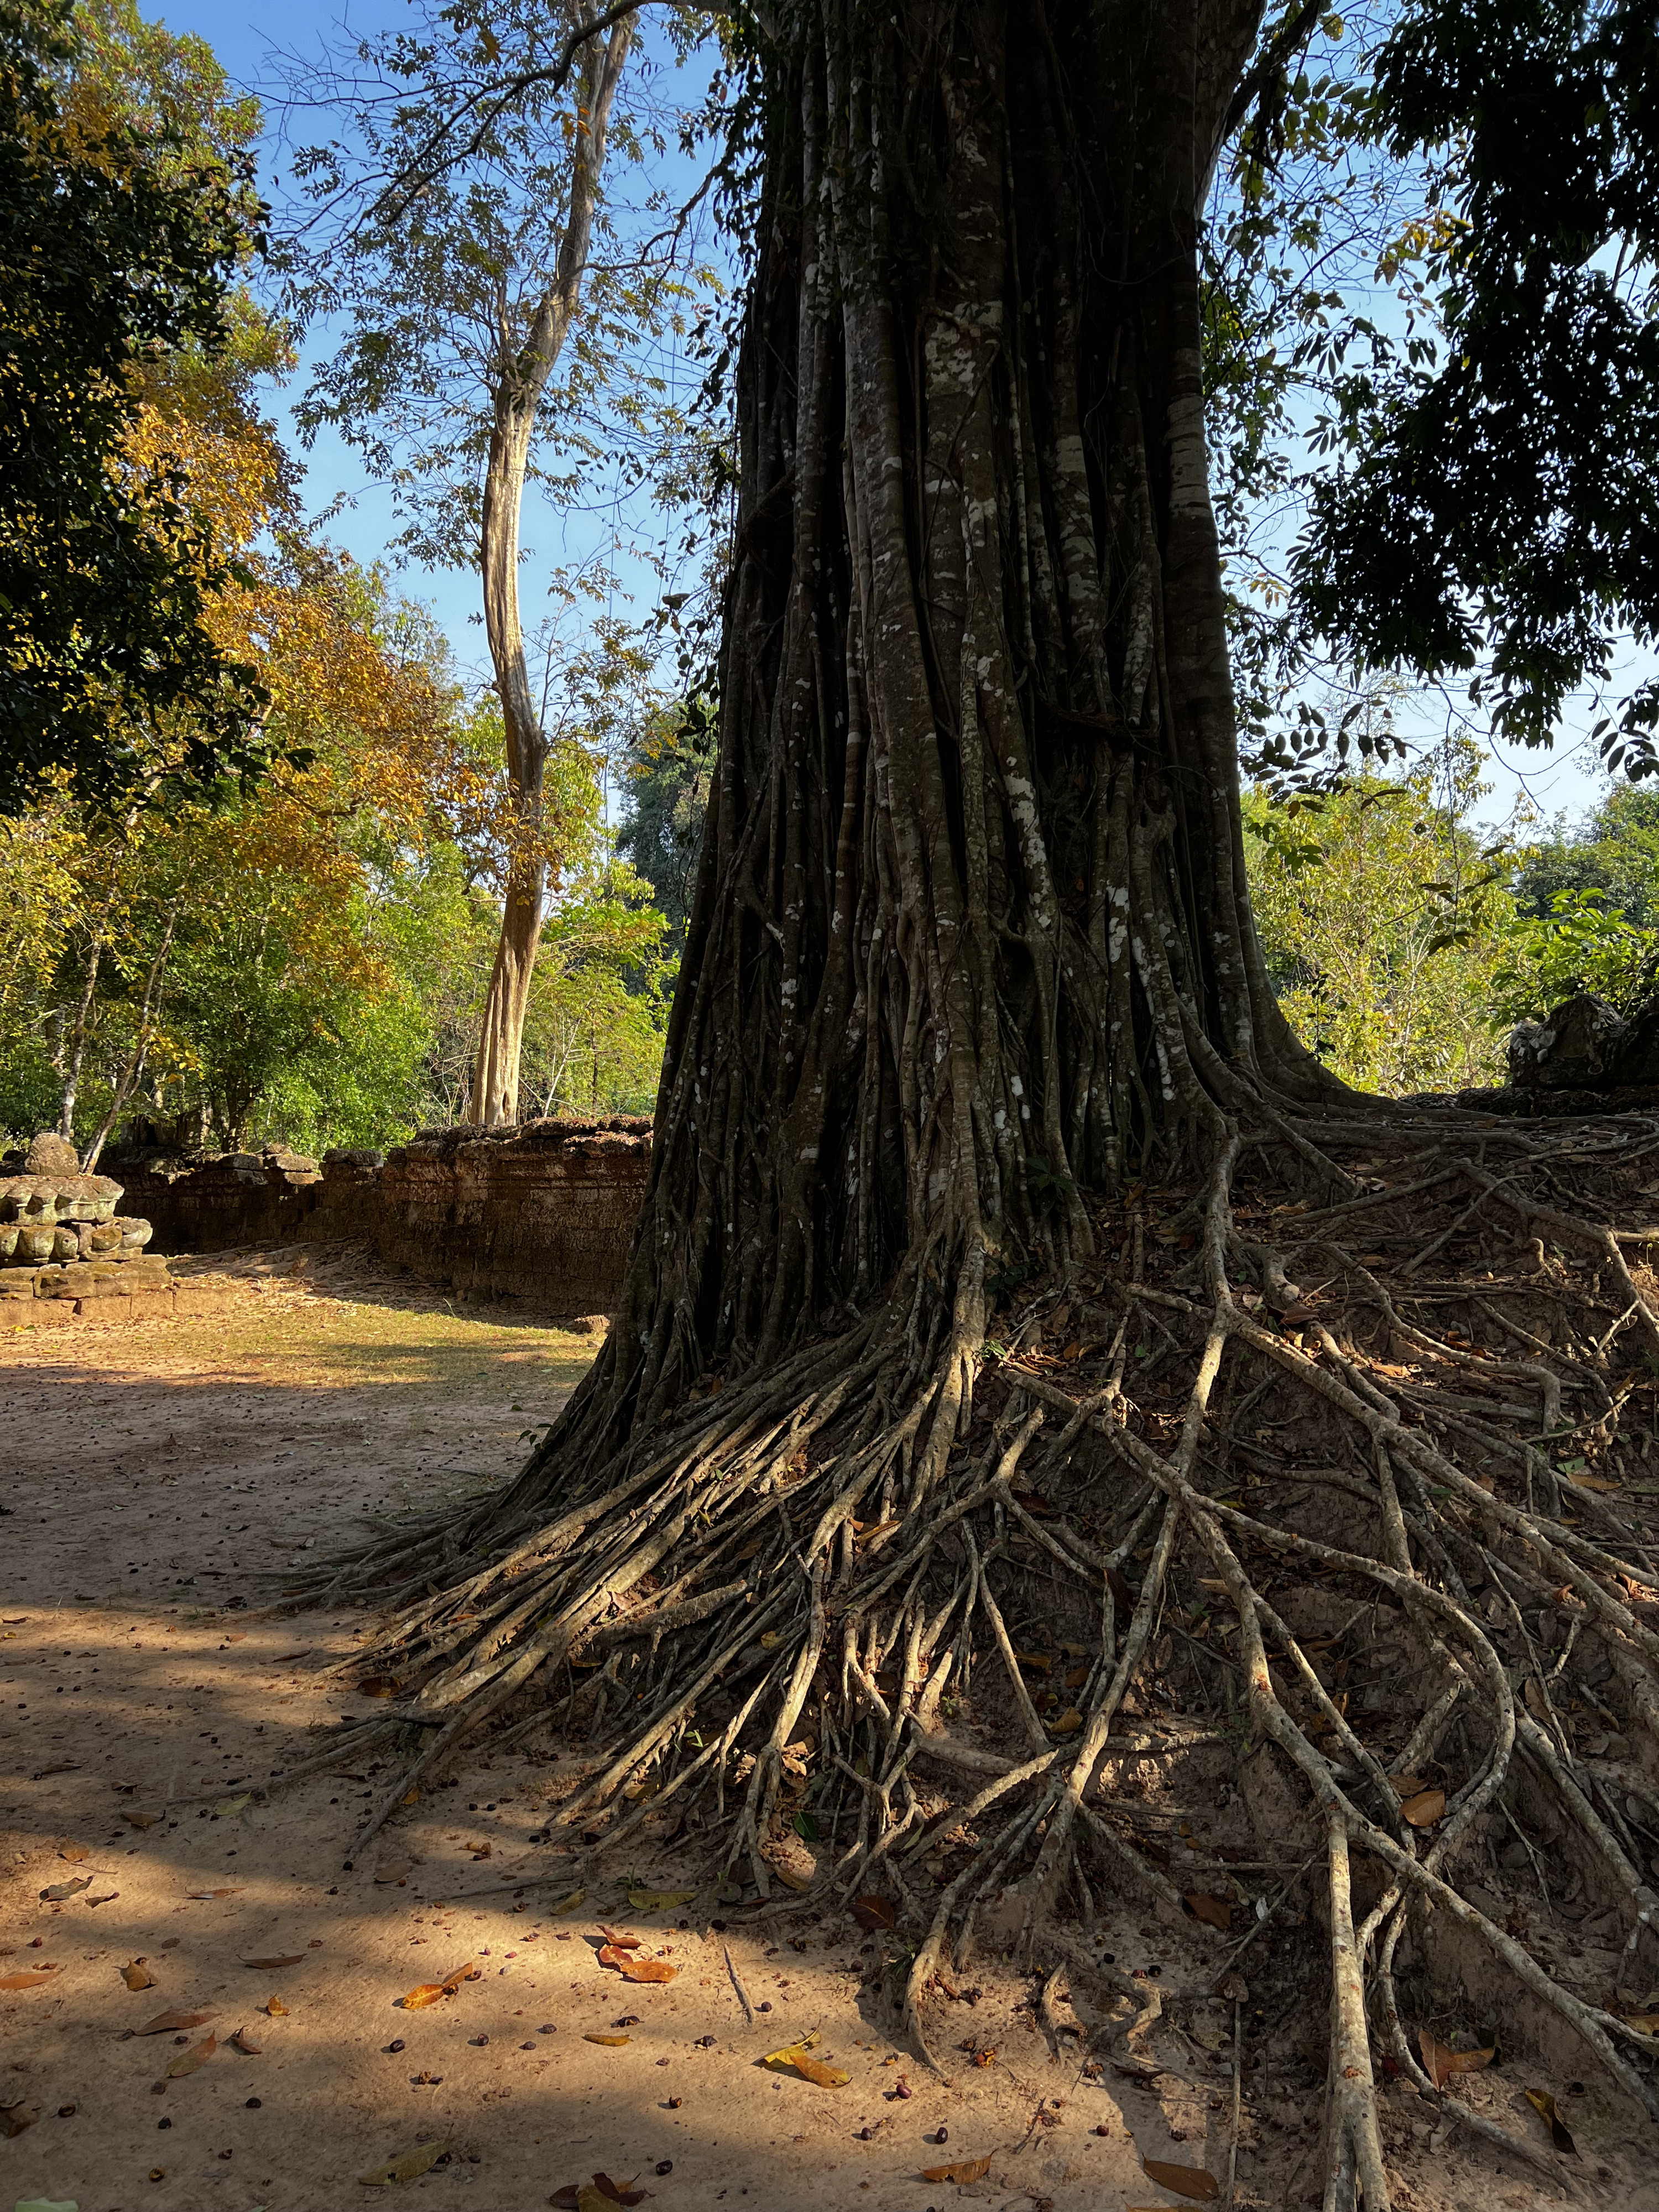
[
  {"left": 851, "top": 1896, "right": 896, "bottom": 1931},
  {"left": 598, "top": 1944, "right": 676, "bottom": 1984},
  {"left": 357, "top": 1676, "right": 403, "bottom": 1699},
  {"left": 467, "top": 1841, "right": 492, "bottom": 1860},
  {"left": 274, "top": 1649, "right": 311, "bottom": 1663},
  {"left": 39, "top": 1875, "right": 92, "bottom": 1902},
  {"left": 920, "top": 2154, "right": 993, "bottom": 2184},
  {"left": 584, "top": 2033, "right": 630, "bottom": 2046},
  {"left": 228, "top": 2027, "right": 262, "bottom": 2054},
  {"left": 264, "top": 1997, "right": 288, "bottom": 2017},
  {"left": 1417, "top": 2028, "right": 1495, "bottom": 2089},
  {"left": 1141, "top": 2160, "right": 1219, "bottom": 2203},
  {"left": 589, "top": 2174, "right": 650, "bottom": 2206},
  {"left": 164, "top": 2032, "right": 216, "bottom": 2078},
  {"left": 137, "top": 2010, "right": 213, "bottom": 2035},
  {"left": 598, "top": 1925, "right": 643, "bottom": 1949},
  {"left": 627, "top": 1887, "right": 696, "bottom": 1912},
  {"left": 1567, "top": 1471, "right": 1620, "bottom": 1494},
  {"left": 1400, "top": 1788, "right": 1446, "bottom": 1828},
  {"left": 123, "top": 1809, "right": 163, "bottom": 1829},
  {"left": 576, "top": 2191, "right": 617, "bottom": 2212},
  {"left": 87, "top": 1890, "right": 119, "bottom": 1906},
  {"left": 189, "top": 1887, "right": 245, "bottom": 1900},
  {"left": 0, "top": 1971, "right": 58, "bottom": 1991},
  {"left": 2, "top": 2097, "right": 41, "bottom": 2137},
  {"left": 59, "top": 1843, "right": 89, "bottom": 1863},
  {"left": 1183, "top": 1892, "right": 1233, "bottom": 1932},
  {"left": 122, "top": 1959, "right": 157, "bottom": 1991},
  {"left": 359, "top": 2138, "right": 448, "bottom": 2185},
  {"left": 1524, "top": 2088, "right": 1578, "bottom": 2154},
  {"left": 1048, "top": 1708, "right": 1083, "bottom": 1735},
  {"left": 550, "top": 1888, "right": 586, "bottom": 1916},
  {"left": 375, "top": 1861, "right": 413, "bottom": 1885},
  {"left": 760, "top": 2033, "right": 850, "bottom": 2086},
  {"left": 1621, "top": 2012, "right": 1659, "bottom": 2034},
  {"left": 243, "top": 1954, "right": 305, "bottom": 1969}
]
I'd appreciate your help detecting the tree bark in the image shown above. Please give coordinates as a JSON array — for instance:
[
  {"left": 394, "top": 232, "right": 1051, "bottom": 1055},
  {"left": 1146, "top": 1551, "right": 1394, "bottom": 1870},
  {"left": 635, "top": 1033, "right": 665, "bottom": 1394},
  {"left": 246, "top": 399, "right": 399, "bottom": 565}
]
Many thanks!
[
  {"left": 570, "top": 0, "right": 1334, "bottom": 1437},
  {"left": 469, "top": 12, "right": 635, "bottom": 1126}
]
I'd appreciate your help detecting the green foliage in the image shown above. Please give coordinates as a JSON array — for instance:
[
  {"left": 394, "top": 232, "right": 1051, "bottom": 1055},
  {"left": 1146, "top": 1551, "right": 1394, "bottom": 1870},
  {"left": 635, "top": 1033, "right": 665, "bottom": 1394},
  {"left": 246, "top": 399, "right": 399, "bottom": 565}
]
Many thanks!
[
  {"left": 1293, "top": 0, "right": 1659, "bottom": 769},
  {"left": 615, "top": 695, "right": 716, "bottom": 955},
  {"left": 0, "top": 0, "right": 269, "bottom": 811},
  {"left": 1245, "top": 742, "right": 1519, "bottom": 1093},
  {"left": 1514, "top": 783, "right": 1659, "bottom": 926},
  {"left": 1494, "top": 887, "right": 1659, "bottom": 1024}
]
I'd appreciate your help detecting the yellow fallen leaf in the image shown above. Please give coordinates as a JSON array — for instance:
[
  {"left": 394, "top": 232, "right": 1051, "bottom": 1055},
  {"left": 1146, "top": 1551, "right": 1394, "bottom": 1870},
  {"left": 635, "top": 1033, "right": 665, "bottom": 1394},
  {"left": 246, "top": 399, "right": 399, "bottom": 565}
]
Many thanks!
[
  {"left": 627, "top": 1888, "right": 696, "bottom": 1911},
  {"left": 1621, "top": 2012, "right": 1659, "bottom": 2034},
  {"left": 584, "top": 2033, "right": 630, "bottom": 2047},
  {"left": 1418, "top": 2028, "right": 1494, "bottom": 2088},
  {"left": 759, "top": 1631, "right": 781, "bottom": 1650},
  {"left": 121, "top": 1959, "right": 156, "bottom": 1990},
  {"left": 215, "top": 1793, "right": 251, "bottom": 1817},
  {"left": 1047, "top": 1708, "right": 1083, "bottom": 1735},
  {"left": 359, "top": 2138, "right": 448, "bottom": 2185},
  {"left": 762, "top": 2033, "right": 849, "bottom": 2086},
  {"left": 264, "top": 1998, "right": 288, "bottom": 2017},
  {"left": 1524, "top": 2086, "right": 1578, "bottom": 2154},
  {"left": 550, "top": 1888, "right": 586, "bottom": 1916},
  {"left": 1567, "top": 1472, "right": 1620, "bottom": 1494}
]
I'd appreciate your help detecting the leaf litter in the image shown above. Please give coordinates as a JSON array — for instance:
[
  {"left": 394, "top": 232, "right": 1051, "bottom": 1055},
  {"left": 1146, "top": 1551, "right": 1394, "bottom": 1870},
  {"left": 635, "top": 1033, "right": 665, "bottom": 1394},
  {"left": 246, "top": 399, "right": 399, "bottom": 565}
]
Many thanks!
[{"left": 359, "top": 2138, "right": 449, "bottom": 2185}]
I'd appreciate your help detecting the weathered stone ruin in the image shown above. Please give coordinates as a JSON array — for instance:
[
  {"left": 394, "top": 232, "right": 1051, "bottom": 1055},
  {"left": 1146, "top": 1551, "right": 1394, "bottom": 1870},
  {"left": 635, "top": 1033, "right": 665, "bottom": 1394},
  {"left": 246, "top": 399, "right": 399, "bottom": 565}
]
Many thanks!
[
  {"left": 0, "top": 1129, "right": 176, "bottom": 1322},
  {"left": 111, "top": 1117, "right": 652, "bottom": 1312},
  {"left": 1493, "top": 990, "right": 1659, "bottom": 1112}
]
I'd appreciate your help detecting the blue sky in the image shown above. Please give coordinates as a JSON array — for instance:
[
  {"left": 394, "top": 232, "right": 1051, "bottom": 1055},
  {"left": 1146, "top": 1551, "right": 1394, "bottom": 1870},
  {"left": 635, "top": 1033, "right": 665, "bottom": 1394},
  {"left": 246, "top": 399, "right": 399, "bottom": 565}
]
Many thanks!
[{"left": 164, "top": 0, "right": 1617, "bottom": 833}]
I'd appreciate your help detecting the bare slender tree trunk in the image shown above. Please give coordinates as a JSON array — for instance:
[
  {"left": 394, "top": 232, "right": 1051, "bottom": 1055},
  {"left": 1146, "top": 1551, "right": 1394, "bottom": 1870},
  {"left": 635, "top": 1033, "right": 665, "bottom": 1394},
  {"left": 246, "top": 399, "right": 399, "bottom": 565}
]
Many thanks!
[{"left": 468, "top": 14, "right": 634, "bottom": 1126}]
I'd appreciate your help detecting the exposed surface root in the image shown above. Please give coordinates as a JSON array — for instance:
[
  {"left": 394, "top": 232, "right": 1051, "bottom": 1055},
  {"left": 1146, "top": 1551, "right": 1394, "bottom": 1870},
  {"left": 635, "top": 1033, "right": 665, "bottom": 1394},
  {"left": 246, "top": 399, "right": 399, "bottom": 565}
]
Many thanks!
[{"left": 278, "top": 1104, "right": 1659, "bottom": 2205}]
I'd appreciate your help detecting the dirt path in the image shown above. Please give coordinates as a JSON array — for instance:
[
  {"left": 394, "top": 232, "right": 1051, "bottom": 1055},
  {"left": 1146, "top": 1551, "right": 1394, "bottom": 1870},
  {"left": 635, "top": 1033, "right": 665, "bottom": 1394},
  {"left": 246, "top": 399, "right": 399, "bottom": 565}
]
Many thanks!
[{"left": 0, "top": 1248, "right": 1619, "bottom": 2211}]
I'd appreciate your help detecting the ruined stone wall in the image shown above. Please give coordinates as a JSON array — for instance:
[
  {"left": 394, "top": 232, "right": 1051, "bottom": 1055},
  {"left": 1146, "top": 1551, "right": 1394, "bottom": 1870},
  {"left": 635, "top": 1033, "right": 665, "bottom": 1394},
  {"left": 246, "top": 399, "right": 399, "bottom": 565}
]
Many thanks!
[{"left": 113, "top": 1117, "right": 653, "bottom": 1312}]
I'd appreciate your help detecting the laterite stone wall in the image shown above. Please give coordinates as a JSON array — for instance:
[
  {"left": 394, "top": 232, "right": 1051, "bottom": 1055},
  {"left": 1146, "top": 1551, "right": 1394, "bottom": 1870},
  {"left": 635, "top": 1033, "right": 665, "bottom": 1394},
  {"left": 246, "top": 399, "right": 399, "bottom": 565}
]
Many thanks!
[{"left": 112, "top": 1118, "right": 653, "bottom": 1313}]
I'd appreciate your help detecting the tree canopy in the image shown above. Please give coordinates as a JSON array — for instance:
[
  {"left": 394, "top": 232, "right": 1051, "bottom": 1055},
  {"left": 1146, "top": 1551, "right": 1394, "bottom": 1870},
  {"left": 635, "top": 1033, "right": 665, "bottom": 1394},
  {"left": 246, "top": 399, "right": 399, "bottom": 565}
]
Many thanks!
[{"left": 0, "top": 0, "right": 269, "bottom": 811}]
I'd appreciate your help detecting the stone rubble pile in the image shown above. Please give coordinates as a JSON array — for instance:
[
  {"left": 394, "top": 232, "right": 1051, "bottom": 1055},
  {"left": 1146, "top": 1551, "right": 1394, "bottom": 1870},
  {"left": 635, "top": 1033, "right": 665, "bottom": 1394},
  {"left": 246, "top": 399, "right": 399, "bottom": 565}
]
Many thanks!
[{"left": 0, "top": 1129, "right": 169, "bottom": 1313}]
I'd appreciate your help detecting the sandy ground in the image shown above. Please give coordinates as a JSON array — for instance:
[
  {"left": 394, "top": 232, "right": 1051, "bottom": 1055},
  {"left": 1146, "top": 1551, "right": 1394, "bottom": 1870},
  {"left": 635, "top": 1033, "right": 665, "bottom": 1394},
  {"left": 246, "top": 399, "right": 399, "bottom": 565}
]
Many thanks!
[{"left": 0, "top": 1245, "right": 1642, "bottom": 2211}]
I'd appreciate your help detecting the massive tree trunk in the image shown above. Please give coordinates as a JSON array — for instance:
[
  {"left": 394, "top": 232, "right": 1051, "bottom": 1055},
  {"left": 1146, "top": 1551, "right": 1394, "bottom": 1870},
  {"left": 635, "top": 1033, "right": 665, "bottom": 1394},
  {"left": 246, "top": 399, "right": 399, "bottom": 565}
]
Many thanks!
[
  {"left": 294, "top": 9, "right": 1659, "bottom": 2200},
  {"left": 469, "top": 12, "right": 634, "bottom": 1126}
]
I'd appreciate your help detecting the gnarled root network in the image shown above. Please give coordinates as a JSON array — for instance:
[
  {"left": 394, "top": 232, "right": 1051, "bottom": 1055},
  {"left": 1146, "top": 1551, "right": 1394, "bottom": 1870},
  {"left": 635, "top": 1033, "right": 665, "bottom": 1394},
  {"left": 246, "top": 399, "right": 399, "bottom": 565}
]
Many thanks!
[{"left": 278, "top": 1104, "right": 1659, "bottom": 2209}]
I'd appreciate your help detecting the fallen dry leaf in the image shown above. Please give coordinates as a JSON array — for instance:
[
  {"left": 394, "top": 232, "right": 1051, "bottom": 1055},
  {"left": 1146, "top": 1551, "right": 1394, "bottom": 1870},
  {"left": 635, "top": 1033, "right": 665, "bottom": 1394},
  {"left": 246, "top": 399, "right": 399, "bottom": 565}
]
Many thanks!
[
  {"left": 1567, "top": 1471, "right": 1620, "bottom": 1494},
  {"left": 598, "top": 1944, "right": 676, "bottom": 1984},
  {"left": 761, "top": 2031, "right": 850, "bottom": 2086},
  {"left": 1048, "top": 1708, "right": 1083, "bottom": 1735},
  {"left": 38, "top": 1875, "right": 91, "bottom": 1902},
  {"left": 164, "top": 2032, "right": 216, "bottom": 2078},
  {"left": 228, "top": 2026, "right": 262, "bottom": 2054},
  {"left": 0, "top": 1971, "right": 58, "bottom": 1992},
  {"left": 851, "top": 1896, "right": 896, "bottom": 1932},
  {"left": 1183, "top": 1892, "right": 1233, "bottom": 1932},
  {"left": 58, "top": 1843, "right": 89, "bottom": 1863},
  {"left": 1387, "top": 1773, "right": 1426, "bottom": 1797},
  {"left": 627, "top": 1887, "right": 696, "bottom": 1911},
  {"left": 467, "top": 1841, "right": 492, "bottom": 1860},
  {"left": 773, "top": 1861, "right": 815, "bottom": 1892},
  {"left": 137, "top": 2010, "right": 213, "bottom": 2036},
  {"left": 550, "top": 1889, "right": 586, "bottom": 1916},
  {"left": 920, "top": 2154, "right": 993, "bottom": 2184},
  {"left": 359, "top": 2138, "right": 448, "bottom": 2185},
  {"left": 1621, "top": 2012, "right": 1659, "bottom": 2034},
  {"left": 1524, "top": 2088, "right": 1578, "bottom": 2154},
  {"left": 375, "top": 1861, "right": 413, "bottom": 1885},
  {"left": 242, "top": 1954, "right": 304, "bottom": 1969},
  {"left": 1400, "top": 1788, "right": 1446, "bottom": 1828},
  {"left": 2, "top": 2097, "right": 41, "bottom": 2137},
  {"left": 399, "top": 1960, "right": 476, "bottom": 2010},
  {"left": 1417, "top": 2029, "right": 1495, "bottom": 2089},
  {"left": 1140, "top": 2160, "right": 1219, "bottom": 2203},
  {"left": 87, "top": 1890, "right": 119, "bottom": 1907},
  {"left": 215, "top": 1793, "right": 252, "bottom": 1818},
  {"left": 264, "top": 1997, "right": 288, "bottom": 2017},
  {"left": 583, "top": 2033, "right": 630, "bottom": 2046},
  {"left": 189, "top": 1887, "right": 244, "bottom": 1900},
  {"left": 121, "top": 1959, "right": 156, "bottom": 1991},
  {"left": 593, "top": 2175, "right": 648, "bottom": 2207},
  {"left": 357, "top": 1676, "right": 403, "bottom": 1699},
  {"left": 274, "top": 1649, "right": 311, "bottom": 1662},
  {"left": 598, "top": 1925, "right": 643, "bottom": 1949},
  {"left": 123, "top": 1809, "right": 163, "bottom": 1829}
]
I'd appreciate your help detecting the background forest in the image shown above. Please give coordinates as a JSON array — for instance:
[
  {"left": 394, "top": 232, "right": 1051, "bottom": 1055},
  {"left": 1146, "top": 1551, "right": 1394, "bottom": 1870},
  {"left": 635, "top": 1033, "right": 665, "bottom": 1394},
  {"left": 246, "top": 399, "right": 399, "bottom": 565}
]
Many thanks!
[{"left": 7, "top": 0, "right": 1657, "bottom": 1162}]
